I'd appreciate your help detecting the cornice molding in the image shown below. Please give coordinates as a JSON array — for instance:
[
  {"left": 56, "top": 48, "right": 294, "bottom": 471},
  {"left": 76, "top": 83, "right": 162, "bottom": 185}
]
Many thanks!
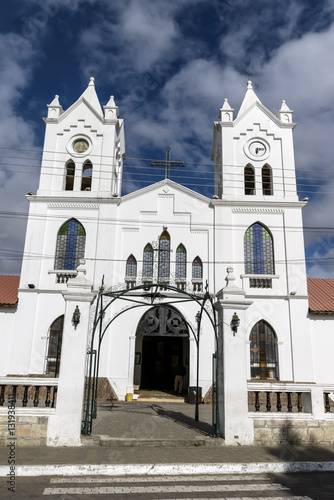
[
  {"left": 232, "top": 207, "right": 283, "bottom": 214},
  {"left": 47, "top": 203, "right": 99, "bottom": 209}
]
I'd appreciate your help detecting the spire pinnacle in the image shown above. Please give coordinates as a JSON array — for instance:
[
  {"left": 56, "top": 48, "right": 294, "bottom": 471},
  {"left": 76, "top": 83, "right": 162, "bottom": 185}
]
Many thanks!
[{"left": 237, "top": 79, "right": 262, "bottom": 118}]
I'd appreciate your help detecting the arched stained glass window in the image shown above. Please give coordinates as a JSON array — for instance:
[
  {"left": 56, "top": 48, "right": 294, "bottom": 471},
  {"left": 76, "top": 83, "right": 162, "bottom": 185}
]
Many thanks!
[
  {"left": 143, "top": 243, "right": 153, "bottom": 277},
  {"left": 126, "top": 254, "right": 137, "bottom": 277},
  {"left": 244, "top": 165, "right": 255, "bottom": 195},
  {"left": 175, "top": 244, "right": 186, "bottom": 279},
  {"left": 65, "top": 160, "right": 75, "bottom": 191},
  {"left": 262, "top": 165, "right": 273, "bottom": 195},
  {"left": 45, "top": 315, "right": 64, "bottom": 377},
  {"left": 244, "top": 223, "right": 274, "bottom": 275},
  {"left": 54, "top": 219, "right": 86, "bottom": 270},
  {"left": 158, "top": 230, "right": 170, "bottom": 279},
  {"left": 192, "top": 256, "right": 203, "bottom": 279},
  {"left": 250, "top": 320, "right": 278, "bottom": 380}
]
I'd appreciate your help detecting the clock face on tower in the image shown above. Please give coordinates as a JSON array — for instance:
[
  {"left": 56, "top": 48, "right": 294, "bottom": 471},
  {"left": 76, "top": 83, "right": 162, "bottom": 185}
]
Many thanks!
[
  {"left": 248, "top": 141, "right": 266, "bottom": 157},
  {"left": 244, "top": 138, "right": 270, "bottom": 161}
]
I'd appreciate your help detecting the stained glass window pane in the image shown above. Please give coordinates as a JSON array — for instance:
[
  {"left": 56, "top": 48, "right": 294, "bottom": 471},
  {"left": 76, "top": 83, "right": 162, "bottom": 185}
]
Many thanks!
[
  {"left": 159, "top": 231, "right": 170, "bottom": 279},
  {"left": 250, "top": 320, "right": 278, "bottom": 380},
  {"left": 54, "top": 219, "right": 86, "bottom": 270},
  {"left": 143, "top": 243, "right": 153, "bottom": 277},
  {"left": 192, "top": 256, "right": 203, "bottom": 279},
  {"left": 176, "top": 244, "right": 186, "bottom": 279},
  {"left": 244, "top": 223, "right": 274, "bottom": 275},
  {"left": 126, "top": 255, "right": 137, "bottom": 277}
]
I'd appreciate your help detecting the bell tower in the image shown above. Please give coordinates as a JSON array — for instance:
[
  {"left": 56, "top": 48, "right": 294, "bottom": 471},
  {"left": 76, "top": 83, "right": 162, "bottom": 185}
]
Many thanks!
[
  {"left": 212, "top": 80, "right": 297, "bottom": 201},
  {"left": 38, "top": 77, "right": 125, "bottom": 198}
]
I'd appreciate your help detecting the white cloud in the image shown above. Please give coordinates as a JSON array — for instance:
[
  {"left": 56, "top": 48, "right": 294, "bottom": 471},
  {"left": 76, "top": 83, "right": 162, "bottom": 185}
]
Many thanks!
[{"left": 0, "top": 33, "right": 39, "bottom": 274}]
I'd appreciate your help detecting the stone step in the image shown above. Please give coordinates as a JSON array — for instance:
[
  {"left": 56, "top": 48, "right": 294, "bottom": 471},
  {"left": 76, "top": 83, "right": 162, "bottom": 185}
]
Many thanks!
[{"left": 81, "top": 435, "right": 225, "bottom": 448}]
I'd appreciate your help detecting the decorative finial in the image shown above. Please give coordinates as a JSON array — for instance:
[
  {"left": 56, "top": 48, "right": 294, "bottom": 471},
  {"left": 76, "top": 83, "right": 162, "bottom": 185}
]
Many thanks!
[
  {"left": 247, "top": 80, "right": 253, "bottom": 89},
  {"left": 55, "top": 95, "right": 59, "bottom": 99},
  {"left": 89, "top": 77, "right": 95, "bottom": 86}
]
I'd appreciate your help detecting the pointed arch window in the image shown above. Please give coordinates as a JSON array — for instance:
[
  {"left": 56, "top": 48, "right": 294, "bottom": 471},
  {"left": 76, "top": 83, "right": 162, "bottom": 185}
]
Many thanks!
[
  {"left": 250, "top": 320, "right": 278, "bottom": 380},
  {"left": 81, "top": 160, "right": 93, "bottom": 191},
  {"left": 45, "top": 315, "right": 64, "bottom": 377},
  {"left": 244, "top": 223, "right": 274, "bottom": 275},
  {"left": 244, "top": 165, "right": 255, "bottom": 195},
  {"left": 54, "top": 219, "right": 86, "bottom": 270},
  {"left": 65, "top": 160, "right": 75, "bottom": 191},
  {"left": 262, "top": 165, "right": 273, "bottom": 195},
  {"left": 126, "top": 254, "right": 137, "bottom": 277},
  {"left": 192, "top": 256, "right": 203, "bottom": 279},
  {"left": 158, "top": 230, "right": 170, "bottom": 279},
  {"left": 143, "top": 243, "right": 153, "bottom": 277},
  {"left": 176, "top": 244, "right": 186, "bottom": 279}
]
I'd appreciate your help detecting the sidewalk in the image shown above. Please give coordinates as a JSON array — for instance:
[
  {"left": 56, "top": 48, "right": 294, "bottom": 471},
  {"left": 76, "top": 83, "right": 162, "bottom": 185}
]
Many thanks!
[{"left": 1, "top": 402, "right": 334, "bottom": 476}]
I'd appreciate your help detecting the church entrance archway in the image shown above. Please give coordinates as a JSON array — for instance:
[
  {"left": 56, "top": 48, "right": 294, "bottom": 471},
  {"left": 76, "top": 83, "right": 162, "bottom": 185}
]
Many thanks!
[{"left": 135, "top": 306, "right": 189, "bottom": 391}]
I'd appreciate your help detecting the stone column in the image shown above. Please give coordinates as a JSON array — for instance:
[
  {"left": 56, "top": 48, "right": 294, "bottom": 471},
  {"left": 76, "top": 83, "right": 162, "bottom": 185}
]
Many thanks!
[
  {"left": 126, "top": 335, "right": 136, "bottom": 396},
  {"left": 47, "top": 261, "right": 95, "bottom": 446},
  {"left": 214, "top": 267, "right": 253, "bottom": 445}
]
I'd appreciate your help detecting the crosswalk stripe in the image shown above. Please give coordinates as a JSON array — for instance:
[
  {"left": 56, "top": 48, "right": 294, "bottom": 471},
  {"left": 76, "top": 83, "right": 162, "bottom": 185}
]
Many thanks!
[
  {"left": 43, "top": 482, "right": 290, "bottom": 495},
  {"left": 51, "top": 474, "right": 272, "bottom": 483}
]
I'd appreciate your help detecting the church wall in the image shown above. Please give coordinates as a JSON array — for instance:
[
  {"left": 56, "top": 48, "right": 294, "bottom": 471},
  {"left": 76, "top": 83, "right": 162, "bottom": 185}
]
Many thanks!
[
  {"left": 8, "top": 291, "right": 65, "bottom": 375},
  {"left": 0, "top": 307, "right": 16, "bottom": 376},
  {"left": 309, "top": 313, "right": 334, "bottom": 383}
]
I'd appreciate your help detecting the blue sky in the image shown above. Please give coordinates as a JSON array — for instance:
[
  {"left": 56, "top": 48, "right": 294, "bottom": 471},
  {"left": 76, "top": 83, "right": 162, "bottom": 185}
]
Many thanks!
[{"left": 1, "top": 0, "right": 334, "bottom": 276}]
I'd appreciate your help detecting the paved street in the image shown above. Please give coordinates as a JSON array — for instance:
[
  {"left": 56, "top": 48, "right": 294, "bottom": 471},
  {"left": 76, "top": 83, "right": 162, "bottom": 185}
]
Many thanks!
[{"left": 1, "top": 473, "right": 333, "bottom": 499}]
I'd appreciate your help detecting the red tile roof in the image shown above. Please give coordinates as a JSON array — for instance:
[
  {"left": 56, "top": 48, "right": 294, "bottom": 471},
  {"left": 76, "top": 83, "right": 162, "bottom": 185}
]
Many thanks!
[
  {"left": 307, "top": 278, "right": 334, "bottom": 313},
  {"left": 0, "top": 275, "right": 20, "bottom": 305}
]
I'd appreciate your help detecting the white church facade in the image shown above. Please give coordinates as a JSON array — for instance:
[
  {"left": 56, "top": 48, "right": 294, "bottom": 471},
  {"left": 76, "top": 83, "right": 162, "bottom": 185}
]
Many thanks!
[{"left": 0, "top": 78, "right": 334, "bottom": 446}]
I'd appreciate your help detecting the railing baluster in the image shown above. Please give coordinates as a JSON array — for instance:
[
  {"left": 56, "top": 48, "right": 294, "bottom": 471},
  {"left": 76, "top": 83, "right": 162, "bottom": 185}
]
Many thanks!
[
  {"left": 266, "top": 391, "right": 271, "bottom": 412},
  {"left": 33, "top": 386, "right": 40, "bottom": 407},
  {"left": 287, "top": 392, "right": 292, "bottom": 412},
  {"left": 22, "top": 386, "right": 29, "bottom": 407},
  {"left": 276, "top": 392, "right": 282, "bottom": 412},
  {"left": 255, "top": 391, "right": 260, "bottom": 411},
  {"left": 45, "top": 386, "right": 51, "bottom": 407},
  {"left": 297, "top": 392, "right": 303, "bottom": 412},
  {"left": 325, "top": 392, "right": 331, "bottom": 413},
  {"left": 11, "top": 385, "right": 17, "bottom": 404},
  {"left": 51, "top": 386, "right": 57, "bottom": 408},
  {"left": 0, "top": 385, "right": 5, "bottom": 406}
]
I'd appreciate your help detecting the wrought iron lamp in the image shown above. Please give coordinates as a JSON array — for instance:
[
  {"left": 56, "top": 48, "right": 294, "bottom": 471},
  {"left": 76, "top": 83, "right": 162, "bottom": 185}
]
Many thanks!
[
  {"left": 72, "top": 305, "right": 81, "bottom": 329},
  {"left": 231, "top": 312, "right": 240, "bottom": 336}
]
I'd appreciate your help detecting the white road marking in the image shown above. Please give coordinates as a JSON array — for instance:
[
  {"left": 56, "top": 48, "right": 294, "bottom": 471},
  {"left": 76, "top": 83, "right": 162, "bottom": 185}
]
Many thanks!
[
  {"left": 2, "top": 461, "right": 333, "bottom": 476},
  {"left": 43, "top": 482, "right": 289, "bottom": 495},
  {"left": 51, "top": 473, "right": 271, "bottom": 483}
]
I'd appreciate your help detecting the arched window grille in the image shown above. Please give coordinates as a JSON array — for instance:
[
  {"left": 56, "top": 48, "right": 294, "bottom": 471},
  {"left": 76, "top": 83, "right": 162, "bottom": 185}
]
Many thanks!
[
  {"left": 65, "top": 160, "right": 75, "bottom": 191},
  {"left": 126, "top": 254, "right": 137, "bottom": 277},
  {"left": 54, "top": 219, "right": 86, "bottom": 270},
  {"left": 250, "top": 320, "right": 278, "bottom": 380},
  {"left": 244, "top": 223, "right": 274, "bottom": 275},
  {"left": 158, "top": 230, "right": 170, "bottom": 279},
  {"left": 262, "top": 165, "right": 273, "bottom": 195},
  {"left": 244, "top": 165, "right": 255, "bottom": 195},
  {"left": 143, "top": 243, "right": 153, "bottom": 277},
  {"left": 45, "top": 315, "right": 64, "bottom": 377},
  {"left": 175, "top": 244, "right": 186, "bottom": 279},
  {"left": 81, "top": 160, "right": 93, "bottom": 191},
  {"left": 192, "top": 256, "right": 203, "bottom": 279}
]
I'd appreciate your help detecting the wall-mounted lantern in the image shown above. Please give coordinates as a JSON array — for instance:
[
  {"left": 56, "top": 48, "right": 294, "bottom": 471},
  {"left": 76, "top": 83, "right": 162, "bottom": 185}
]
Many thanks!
[
  {"left": 72, "top": 305, "right": 81, "bottom": 330},
  {"left": 231, "top": 312, "right": 240, "bottom": 336}
]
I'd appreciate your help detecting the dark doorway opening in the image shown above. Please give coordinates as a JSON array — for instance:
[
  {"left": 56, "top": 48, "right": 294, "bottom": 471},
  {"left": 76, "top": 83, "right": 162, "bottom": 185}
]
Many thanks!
[{"left": 141, "top": 336, "right": 184, "bottom": 390}]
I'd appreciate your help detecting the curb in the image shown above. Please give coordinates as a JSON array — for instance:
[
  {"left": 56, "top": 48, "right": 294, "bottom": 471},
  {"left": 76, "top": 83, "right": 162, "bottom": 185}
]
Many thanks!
[{"left": 1, "top": 461, "right": 334, "bottom": 477}]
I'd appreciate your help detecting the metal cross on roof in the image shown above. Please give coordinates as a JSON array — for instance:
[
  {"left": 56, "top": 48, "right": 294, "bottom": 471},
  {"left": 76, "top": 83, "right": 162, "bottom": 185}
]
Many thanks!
[{"left": 150, "top": 147, "right": 186, "bottom": 180}]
